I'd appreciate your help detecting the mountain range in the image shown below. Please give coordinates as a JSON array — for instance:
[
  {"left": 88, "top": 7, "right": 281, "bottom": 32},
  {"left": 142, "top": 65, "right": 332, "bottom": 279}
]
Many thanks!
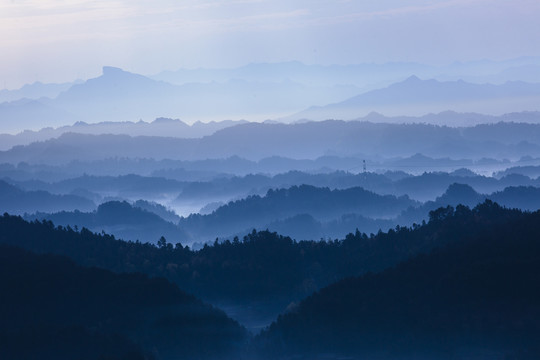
[
  {"left": 0, "top": 66, "right": 360, "bottom": 132},
  {"left": 4, "top": 199, "right": 540, "bottom": 359},
  {"left": 27, "top": 200, "right": 187, "bottom": 245},
  {"left": 0, "top": 179, "right": 95, "bottom": 214},
  {"left": 256, "top": 201, "right": 540, "bottom": 359},
  {"left": 4, "top": 58, "right": 540, "bottom": 102},
  {"left": 3, "top": 111, "right": 540, "bottom": 152},
  {"left": 16, "top": 180, "right": 540, "bottom": 245},
  {"left": 3, "top": 57, "right": 540, "bottom": 360},
  {"left": 2, "top": 59, "right": 540, "bottom": 134},
  {"left": 0, "top": 118, "right": 247, "bottom": 151},
  {"left": 3, "top": 120, "right": 540, "bottom": 165},
  {"left": 0, "top": 80, "right": 78, "bottom": 103},
  {"left": 290, "top": 76, "right": 540, "bottom": 121},
  {"left": 151, "top": 58, "right": 540, "bottom": 88}
]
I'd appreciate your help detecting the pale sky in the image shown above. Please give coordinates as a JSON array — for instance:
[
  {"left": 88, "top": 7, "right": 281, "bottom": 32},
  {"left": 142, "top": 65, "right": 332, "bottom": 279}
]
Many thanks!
[{"left": 2, "top": 0, "right": 540, "bottom": 88}]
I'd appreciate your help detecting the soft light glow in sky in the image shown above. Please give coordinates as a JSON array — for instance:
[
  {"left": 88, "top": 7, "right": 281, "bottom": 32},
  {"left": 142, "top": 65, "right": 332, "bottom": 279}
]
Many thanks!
[{"left": 2, "top": 0, "right": 540, "bottom": 88}]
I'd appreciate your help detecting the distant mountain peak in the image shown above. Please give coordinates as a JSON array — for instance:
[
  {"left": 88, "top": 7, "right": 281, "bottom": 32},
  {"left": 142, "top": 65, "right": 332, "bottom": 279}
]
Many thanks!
[
  {"left": 102, "top": 66, "right": 125, "bottom": 75},
  {"left": 363, "top": 111, "right": 387, "bottom": 120},
  {"left": 436, "top": 183, "right": 482, "bottom": 206},
  {"left": 409, "top": 153, "right": 431, "bottom": 160},
  {"left": 404, "top": 75, "right": 422, "bottom": 82},
  {"left": 445, "top": 182, "right": 477, "bottom": 194},
  {"left": 152, "top": 117, "right": 183, "bottom": 124}
]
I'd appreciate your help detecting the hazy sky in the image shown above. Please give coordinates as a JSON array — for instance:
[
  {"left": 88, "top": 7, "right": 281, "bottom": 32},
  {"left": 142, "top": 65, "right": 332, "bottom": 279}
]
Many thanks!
[{"left": 2, "top": 0, "right": 540, "bottom": 88}]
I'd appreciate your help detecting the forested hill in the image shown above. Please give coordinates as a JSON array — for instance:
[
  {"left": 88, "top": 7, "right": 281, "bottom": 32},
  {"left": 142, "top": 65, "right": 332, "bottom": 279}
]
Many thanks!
[
  {"left": 2, "top": 201, "right": 539, "bottom": 358},
  {"left": 4, "top": 121, "right": 540, "bottom": 164},
  {"left": 179, "top": 184, "right": 416, "bottom": 239},
  {"left": 23, "top": 184, "right": 415, "bottom": 243},
  {"left": 0, "top": 245, "right": 246, "bottom": 360},
  {"left": 254, "top": 201, "right": 540, "bottom": 359},
  {"left": 27, "top": 200, "right": 187, "bottom": 244},
  {"left": 0, "top": 179, "right": 95, "bottom": 214},
  {"left": 0, "top": 201, "right": 531, "bottom": 306}
]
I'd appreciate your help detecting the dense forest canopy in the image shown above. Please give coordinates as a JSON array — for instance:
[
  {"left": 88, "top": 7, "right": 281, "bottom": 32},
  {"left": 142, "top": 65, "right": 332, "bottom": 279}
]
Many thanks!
[
  {"left": 0, "top": 200, "right": 532, "bottom": 303},
  {"left": 2, "top": 201, "right": 540, "bottom": 358},
  {"left": 255, "top": 201, "right": 540, "bottom": 359},
  {"left": 0, "top": 245, "right": 246, "bottom": 360}
]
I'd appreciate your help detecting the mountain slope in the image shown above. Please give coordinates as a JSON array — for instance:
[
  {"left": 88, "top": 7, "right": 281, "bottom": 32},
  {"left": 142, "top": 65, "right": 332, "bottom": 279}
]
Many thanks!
[
  {"left": 0, "top": 245, "right": 246, "bottom": 360},
  {"left": 256, "top": 201, "right": 540, "bottom": 359},
  {"left": 3, "top": 201, "right": 535, "bottom": 334},
  {"left": 4, "top": 120, "right": 540, "bottom": 164},
  {"left": 398, "top": 183, "right": 540, "bottom": 224},
  {"left": 0, "top": 118, "right": 248, "bottom": 151},
  {"left": 0, "top": 180, "right": 95, "bottom": 214},
  {"left": 291, "top": 77, "right": 540, "bottom": 120},
  {"left": 0, "top": 81, "right": 75, "bottom": 103},
  {"left": 0, "top": 98, "right": 75, "bottom": 133},
  {"left": 178, "top": 185, "right": 417, "bottom": 240},
  {"left": 0, "top": 66, "right": 361, "bottom": 132},
  {"left": 26, "top": 200, "right": 187, "bottom": 244}
]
